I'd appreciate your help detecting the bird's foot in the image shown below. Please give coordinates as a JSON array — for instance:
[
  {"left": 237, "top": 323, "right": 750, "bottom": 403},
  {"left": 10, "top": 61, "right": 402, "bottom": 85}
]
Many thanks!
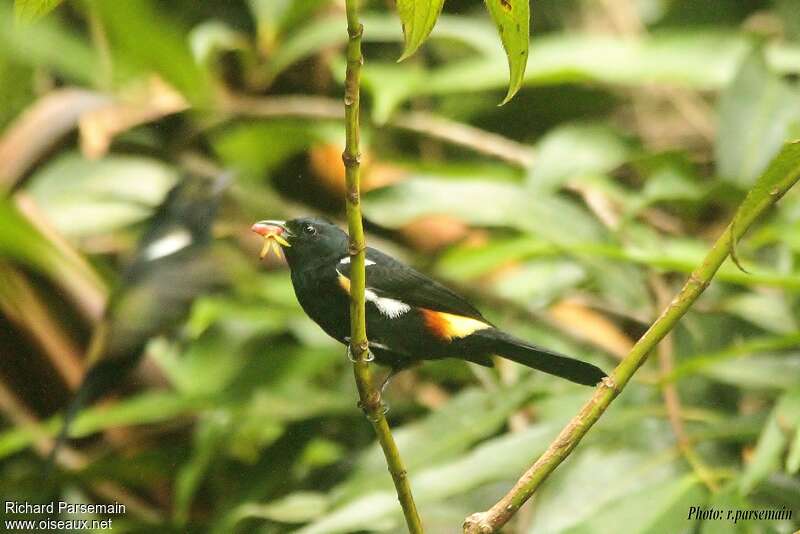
[{"left": 345, "top": 340, "right": 374, "bottom": 363}]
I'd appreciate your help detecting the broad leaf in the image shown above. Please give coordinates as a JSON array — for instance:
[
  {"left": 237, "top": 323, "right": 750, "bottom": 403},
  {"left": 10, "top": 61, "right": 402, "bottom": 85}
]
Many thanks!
[
  {"left": 334, "top": 378, "right": 543, "bottom": 501},
  {"left": 740, "top": 390, "right": 800, "bottom": 493},
  {"left": 396, "top": 0, "right": 445, "bottom": 61},
  {"left": 716, "top": 52, "right": 800, "bottom": 187},
  {"left": 563, "top": 475, "right": 706, "bottom": 534},
  {"left": 25, "top": 152, "right": 177, "bottom": 237},
  {"left": 529, "top": 123, "right": 631, "bottom": 191},
  {"left": 483, "top": 0, "right": 530, "bottom": 104},
  {"left": 92, "top": 0, "right": 212, "bottom": 106},
  {"left": 14, "top": 0, "right": 63, "bottom": 21},
  {"left": 298, "top": 416, "right": 566, "bottom": 534}
]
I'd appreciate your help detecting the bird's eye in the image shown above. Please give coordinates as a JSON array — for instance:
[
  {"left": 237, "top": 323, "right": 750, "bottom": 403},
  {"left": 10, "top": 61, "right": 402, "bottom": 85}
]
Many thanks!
[{"left": 303, "top": 224, "right": 317, "bottom": 236}]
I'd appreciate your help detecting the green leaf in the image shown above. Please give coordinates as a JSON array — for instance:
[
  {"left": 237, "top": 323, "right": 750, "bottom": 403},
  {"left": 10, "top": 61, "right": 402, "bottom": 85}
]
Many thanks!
[
  {"left": 212, "top": 121, "right": 336, "bottom": 180},
  {"left": 421, "top": 31, "right": 760, "bottom": 99},
  {"left": 189, "top": 21, "right": 250, "bottom": 66},
  {"left": 225, "top": 492, "right": 329, "bottom": 528},
  {"left": 492, "top": 259, "right": 587, "bottom": 308},
  {"left": 14, "top": 0, "right": 63, "bottom": 21},
  {"left": 0, "top": 2, "right": 97, "bottom": 84},
  {"left": 530, "top": 447, "right": 684, "bottom": 532},
  {"left": 483, "top": 0, "right": 530, "bottom": 104},
  {"left": 0, "top": 199, "right": 55, "bottom": 273},
  {"left": 174, "top": 412, "right": 232, "bottom": 525},
  {"left": 149, "top": 327, "right": 249, "bottom": 396},
  {"left": 396, "top": 0, "right": 445, "bottom": 61},
  {"left": 740, "top": 390, "right": 800, "bottom": 493},
  {"left": 529, "top": 123, "right": 632, "bottom": 191},
  {"left": 362, "top": 177, "right": 606, "bottom": 245},
  {"left": 701, "top": 354, "right": 800, "bottom": 390},
  {"left": 787, "top": 425, "right": 800, "bottom": 474},
  {"left": 699, "top": 483, "right": 756, "bottom": 534},
  {"left": 92, "top": 0, "right": 212, "bottom": 106},
  {"left": 720, "top": 292, "right": 799, "bottom": 334},
  {"left": 247, "top": 0, "right": 326, "bottom": 53},
  {"left": 563, "top": 475, "right": 706, "bottom": 534},
  {"left": 268, "top": 13, "right": 497, "bottom": 84},
  {"left": 334, "top": 377, "right": 542, "bottom": 501},
  {"left": 299, "top": 413, "right": 567, "bottom": 534},
  {"left": 359, "top": 61, "right": 425, "bottom": 124},
  {"left": 667, "top": 333, "right": 800, "bottom": 383},
  {"left": 25, "top": 152, "right": 178, "bottom": 237},
  {"left": 716, "top": 52, "right": 800, "bottom": 187}
]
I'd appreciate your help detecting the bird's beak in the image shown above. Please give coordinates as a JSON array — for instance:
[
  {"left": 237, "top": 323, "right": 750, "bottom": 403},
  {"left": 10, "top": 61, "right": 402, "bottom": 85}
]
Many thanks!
[{"left": 251, "top": 220, "right": 292, "bottom": 259}]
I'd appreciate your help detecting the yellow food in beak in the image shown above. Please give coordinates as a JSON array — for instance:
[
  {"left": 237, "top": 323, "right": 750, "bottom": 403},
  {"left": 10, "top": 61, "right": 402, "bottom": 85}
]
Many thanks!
[
  {"left": 251, "top": 221, "right": 291, "bottom": 260},
  {"left": 259, "top": 234, "right": 290, "bottom": 259}
]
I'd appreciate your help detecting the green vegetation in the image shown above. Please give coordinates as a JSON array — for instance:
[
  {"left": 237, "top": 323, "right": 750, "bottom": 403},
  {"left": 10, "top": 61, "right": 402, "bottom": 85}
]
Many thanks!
[{"left": 1, "top": 1, "right": 799, "bottom": 533}]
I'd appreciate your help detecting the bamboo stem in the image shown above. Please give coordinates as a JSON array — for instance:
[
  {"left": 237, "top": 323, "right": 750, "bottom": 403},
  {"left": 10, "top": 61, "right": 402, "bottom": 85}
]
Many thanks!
[
  {"left": 463, "top": 163, "right": 800, "bottom": 533},
  {"left": 341, "top": 2, "right": 423, "bottom": 532}
]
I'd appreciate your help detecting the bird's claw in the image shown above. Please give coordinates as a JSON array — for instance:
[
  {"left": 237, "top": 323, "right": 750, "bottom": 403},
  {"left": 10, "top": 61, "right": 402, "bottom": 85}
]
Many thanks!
[
  {"left": 345, "top": 342, "right": 374, "bottom": 363},
  {"left": 346, "top": 344, "right": 357, "bottom": 363},
  {"left": 357, "top": 398, "right": 390, "bottom": 421}
]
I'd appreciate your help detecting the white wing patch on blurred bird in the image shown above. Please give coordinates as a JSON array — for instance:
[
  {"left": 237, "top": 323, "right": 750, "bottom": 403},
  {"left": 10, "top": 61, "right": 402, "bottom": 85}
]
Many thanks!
[{"left": 143, "top": 228, "right": 193, "bottom": 261}]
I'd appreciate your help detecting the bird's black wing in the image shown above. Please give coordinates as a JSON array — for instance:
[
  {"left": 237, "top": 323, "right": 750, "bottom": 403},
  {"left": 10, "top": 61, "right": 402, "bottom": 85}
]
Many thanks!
[{"left": 337, "top": 247, "right": 490, "bottom": 323}]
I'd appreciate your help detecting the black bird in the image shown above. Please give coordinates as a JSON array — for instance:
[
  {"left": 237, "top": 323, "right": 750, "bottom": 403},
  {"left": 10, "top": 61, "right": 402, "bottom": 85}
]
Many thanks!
[
  {"left": 47, "top": 173, "right": 228, "bottom": 470},
  {"left": 252, "top": 217, "right": 606, "bottom": 388}
]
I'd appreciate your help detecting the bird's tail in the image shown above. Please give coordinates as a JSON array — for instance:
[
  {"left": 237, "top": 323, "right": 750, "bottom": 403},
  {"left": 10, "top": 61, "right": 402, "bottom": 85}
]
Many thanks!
[
  {"left": 44, "top": 358, "right": 134, "bottom": 478},
  {"left": 44, "top": 382, "right": 92, "bottom": 478},
  {"left": 472, "top": 329, "right": 607, "bottom": 387}
]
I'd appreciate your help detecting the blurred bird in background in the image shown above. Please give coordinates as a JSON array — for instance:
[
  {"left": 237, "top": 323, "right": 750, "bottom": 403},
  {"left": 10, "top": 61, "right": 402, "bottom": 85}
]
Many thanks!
[{"left": 46, "top": 172, "right": 230, "bottom": 472}]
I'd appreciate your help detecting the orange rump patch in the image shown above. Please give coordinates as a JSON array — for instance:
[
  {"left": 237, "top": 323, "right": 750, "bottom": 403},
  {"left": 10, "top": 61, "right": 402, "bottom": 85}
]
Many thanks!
[{"left": 420, "top": 309, "right": 490, "bottom": 340}]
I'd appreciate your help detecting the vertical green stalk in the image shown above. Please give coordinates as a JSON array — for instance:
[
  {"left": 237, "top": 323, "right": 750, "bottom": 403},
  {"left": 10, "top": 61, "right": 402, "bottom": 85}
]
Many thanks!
[{"left": 342, "top": 1, "right": 423, "bottom": 532}]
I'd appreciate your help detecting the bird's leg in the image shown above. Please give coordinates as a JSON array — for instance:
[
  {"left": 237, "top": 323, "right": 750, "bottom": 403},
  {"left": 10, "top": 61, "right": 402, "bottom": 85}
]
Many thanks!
[{"left": 379, "top": 367, "right": 402, "bottom": 395}]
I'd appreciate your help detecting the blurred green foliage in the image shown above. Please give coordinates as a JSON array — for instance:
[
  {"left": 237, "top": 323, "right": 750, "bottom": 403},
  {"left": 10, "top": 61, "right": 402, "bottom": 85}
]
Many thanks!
[{"left": 0, "top": 0, "right": 799, "bottom": 533}]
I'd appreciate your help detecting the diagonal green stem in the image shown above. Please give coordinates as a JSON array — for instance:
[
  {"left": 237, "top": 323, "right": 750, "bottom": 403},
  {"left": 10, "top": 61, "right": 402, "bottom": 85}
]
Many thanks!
[
  {"left": 463, "top": 158, "right": 800, "bottom": 533},
  {"left": 341, "top": 1, "right": 423, "bottom": 532}
]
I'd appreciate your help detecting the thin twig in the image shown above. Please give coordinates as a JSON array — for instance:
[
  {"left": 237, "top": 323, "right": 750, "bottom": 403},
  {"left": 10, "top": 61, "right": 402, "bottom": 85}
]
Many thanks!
[
  {"left": 223, "top": 93, "right": 535, "bottom": 167},
  {"left": 650, "top": 275, "right": 720, "bottom": 492},
  {"left": 391, "top": 112, "right": 535, "bottom": 167},
  {"left": 341, "top": 2, "right": 423, "bottom": 533},
  {"left": 462, "top": 159, "right": 800, "bottom": 533}
]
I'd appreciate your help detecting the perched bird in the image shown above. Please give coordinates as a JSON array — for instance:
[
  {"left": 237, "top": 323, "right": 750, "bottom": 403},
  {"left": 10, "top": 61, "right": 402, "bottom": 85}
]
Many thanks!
[
  {"left": 47, "top": 173, "right": 229, "bottom": 470},
  {"left": 251, "top": 217, "right": 606, "bottom": 388}
]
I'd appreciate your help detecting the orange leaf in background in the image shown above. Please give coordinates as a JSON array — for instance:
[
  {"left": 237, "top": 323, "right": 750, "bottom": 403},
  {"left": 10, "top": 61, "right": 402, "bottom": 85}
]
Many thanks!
[
  {"left": 399, "top": 214, "right": 473, "bottom": 253},
  {"left": 548, "top": 298, "right": 634, "bottom": 359},
  {"left": 79, "top": 76, "right": 188, "bottom": 160}
]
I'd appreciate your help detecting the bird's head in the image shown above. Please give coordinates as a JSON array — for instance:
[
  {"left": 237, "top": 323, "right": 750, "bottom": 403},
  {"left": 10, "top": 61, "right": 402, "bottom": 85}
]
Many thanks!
[
  {"left": 251, "top": 217, "right": 348, "bottom": 267},
  {"left": 135, "top": 172, "right": 231, "bottom": 264}
]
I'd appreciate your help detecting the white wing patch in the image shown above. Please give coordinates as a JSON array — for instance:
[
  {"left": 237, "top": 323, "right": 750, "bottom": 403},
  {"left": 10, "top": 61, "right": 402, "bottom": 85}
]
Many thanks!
[
  {"left": 143, "top": 228, "right": 193, "bottom": 261},
  {"left": 339, "top": 256, "right": 376, "bottom": 266},
  {"left": 336, "top": 264, "right": 411, "bottom": 319},
  {"left": 365, "top": 289, "right": 411, "bottom": 319}
]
